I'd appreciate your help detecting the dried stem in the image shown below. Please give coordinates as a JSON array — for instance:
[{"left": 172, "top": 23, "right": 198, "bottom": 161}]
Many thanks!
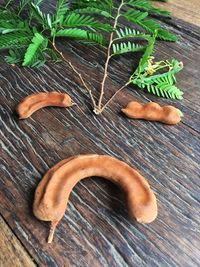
[
  {"left": 51, "top": 41, "right": 97, "bottom": 111},
  {"left": 97, "top": 0, "right": 125, "bottom": 112},
  {"left": 47, "top": 221, "right": 58, "bottom": 243},
  {"left": 100, "top": 81, "right": 131, "bottom": 113}
]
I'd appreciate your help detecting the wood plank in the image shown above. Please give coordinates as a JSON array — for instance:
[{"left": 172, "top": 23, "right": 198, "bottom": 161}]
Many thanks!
[
  {"left": 0, "top": 2, "right": 200, "bottom": 267},
  {"left": 0, "top": 216, "right": 36, "bottom": 267},
  {"left": 154, "top": 0, "right": 200, "bottom": 27}
]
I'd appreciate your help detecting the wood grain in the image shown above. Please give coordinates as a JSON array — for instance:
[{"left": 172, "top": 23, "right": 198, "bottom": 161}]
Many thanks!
[
  {"left": 0, "top": 1, "right": 200, "bottom": 267},
  {"left": 154, "top": 0, "right": 200, "bottom": 27},
  {"left": 0, "top": 216, "right": 36, "bottom": 267}
]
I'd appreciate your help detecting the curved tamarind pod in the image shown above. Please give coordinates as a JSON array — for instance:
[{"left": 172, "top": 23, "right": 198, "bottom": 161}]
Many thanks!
[
  {"left": 33, "top": 154, "right": 157, "bottom": 243},
  {"left": 16, "top": 92, "right": 72, "bottom": 119},
  {"left": 121, "top": 101, "right": 183, "bottom": 125}
]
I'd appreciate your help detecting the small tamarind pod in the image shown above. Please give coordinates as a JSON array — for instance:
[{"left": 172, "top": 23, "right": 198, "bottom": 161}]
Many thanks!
[
  {"left": 33, "top": 154, "right": 157, "bottom": 243},
  {"left": 16, "top": 92, "right": 72, "bottom": 119},
  {"left": 121, "top": 101, "right": 183, "bottom": 125}
]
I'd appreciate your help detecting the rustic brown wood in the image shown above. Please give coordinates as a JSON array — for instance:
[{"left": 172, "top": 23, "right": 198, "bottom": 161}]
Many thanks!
[
  {"left": 0, "top": 216, "right": 36, "bottom": 267},
  {"left": 0, "top": 1, "right": 200, "bottom": 267},
  {"left": 154, "top": 0, "right": 200, "bottom": 27}
]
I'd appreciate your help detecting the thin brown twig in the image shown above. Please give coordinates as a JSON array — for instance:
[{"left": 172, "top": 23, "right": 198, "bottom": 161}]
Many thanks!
[
  {"left": 97, "top": 0, "right": 125, "bottom": 111},
  {"left": 51, "top": 41, "right": 97, "bottom": 110},
  {"left": 100, "top": 81, "right": 131, "bottom": 113}
]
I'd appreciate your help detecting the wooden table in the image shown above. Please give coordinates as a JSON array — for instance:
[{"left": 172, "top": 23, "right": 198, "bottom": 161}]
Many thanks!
[{"left": 1, "top": 1, "right": 200, "bottom": 267}]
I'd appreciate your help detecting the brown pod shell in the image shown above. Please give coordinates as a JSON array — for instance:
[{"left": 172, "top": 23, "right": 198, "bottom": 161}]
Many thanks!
[
  {"left": 16, "top": 92, "right": 72, "bottom": 119},
  {"left": 122, "top": 101, "right": 183, "bottom": 125},
  {"left": 33, "top": 154, "right": 157, "bottom": 243}
]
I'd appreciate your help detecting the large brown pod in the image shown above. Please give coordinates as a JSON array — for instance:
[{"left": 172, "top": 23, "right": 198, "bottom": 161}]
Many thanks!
[
  {"left": 33, "top": 155, "right": 157, "bottom": 243},
  {"left": 16, "top": 92, "right": 72, "bottom": 119},
  {"left": 122, "top": 101, "right": 183, "bottom": 125}
]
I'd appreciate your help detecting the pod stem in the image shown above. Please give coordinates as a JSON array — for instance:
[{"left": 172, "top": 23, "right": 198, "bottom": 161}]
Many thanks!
[{"left": 47, "top": 221, "right": 58, "bottom": 243}]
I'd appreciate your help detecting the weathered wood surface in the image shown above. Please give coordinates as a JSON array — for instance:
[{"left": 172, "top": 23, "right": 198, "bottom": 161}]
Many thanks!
[
  {"left": 154, "top": 0, "right": 200, "bottom": 27},
  {"left": 0, "top": 2, "right": 200, "bottom": 267},
  {"left": 0, "top": 216, "right": 36, "bottom": 267}
]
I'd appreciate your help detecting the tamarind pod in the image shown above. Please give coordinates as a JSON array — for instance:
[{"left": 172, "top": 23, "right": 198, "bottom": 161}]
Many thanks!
[
  {"left": 121, "top": 101, "right": 183, "bottom": 125},
  {"left": 16, "top": 92, "right": 72, "bottom": 119},
  {"left": 33, "top": 154, "right": 157, "bottom": 243}
]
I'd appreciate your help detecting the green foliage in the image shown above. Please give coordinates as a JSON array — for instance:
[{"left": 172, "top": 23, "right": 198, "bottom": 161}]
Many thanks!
[
  {"left": 1, "top": 0, "right": 183, "bottom": 101},
  {"left": 31, "top": 3, "right": 53, "bottom": 29},
  {"left": 131, "top": 59, "right": 183, "bottom": 99},
  {"left": 23, "top": 32, "right": 48, "bottom": 66},
  {"left": 45, "top": 48, "right": 61, "bottom": 63},
  {"left": 5, "top": 48, "right": 26, "bottom": 64},
  {"left": 114, "top": 27, "right": 150, "bottom": 41},
  {"left": 56, "top": 28, "right": 104, "bottom": 45},
  {"left": 0, "top": 32, "right": 32, "bottom": 49},
  {"left": 62, "top": 13, "right": 112, "bottom": 31},
  {"left": 71, "top": 7, "right": 112, "bottom": 18},
  {"left": 112, "top": 41, "right": 145, "bottom": 56},
  {"left": 127, "top": 0, "right": 170, "bottom": 16},
  {"left": 19, "top": 0, "right": 32, "bottom": 14},
  {"left": 123, "top": 9, "right": 177, "bottom": 41},
  {"left": 135, "top": 32, "right": 157, "bottom": 74},
  {"left": 71, "top": 0, "right": 114, "bottom": 15},
  {"left": 0, "top": 20, "right": 28, "bottom": 34}
]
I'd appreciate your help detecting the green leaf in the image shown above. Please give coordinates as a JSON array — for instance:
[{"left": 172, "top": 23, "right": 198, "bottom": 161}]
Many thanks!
[
  {"left": 132, "top": 59, "right": 184, "bottom": 99},
  {"left": 55, "top": 28, "right": 104, "bottom": 45},
  {"left": 132, "top": 78, "right": 183, "bottom": 99},
  {"left": 123, "top": 9, "right": 176, "bottom": 42},
  {"left": 135, "top": 32, "right": 156, "bottom": 74},
  {"left": 63, "top": 13, "right": 112, "bottom": 31},
  {"left": 46, "top": 48, "right": 61, "bottom": 63},
  {"left": 0, "top": 32, "right": 32, "bottom": 50},
  {"left": 157, "top": 28, "right": 177, "bottom": 42},
  {"left": 127, "top": 0, "right": 170, "bottom": 16},
  {"left": 0, "top": 9, "right": 18, "bottom": 20},
  {"left": 23, "top": 32, "right": 48, "bottom": 66},
  {"left": 56, "top": 0, "right": 69, "bottom": 17},
  {"left": 18, "top": 0, "right": 32, "bottom": 14},
  {"left": 5, "top": 49, "right": 26, "bottom": 64},
  {"left": 0, "top": 20, "right": 29, "bottom": 34},
  {"left": 71, "top": 0, "right": 113, "bottom": 14},
  {"left": 114, "top": 27, "right": 150, "bottom": 41},
  {"left": 71, "top": 7, "right": 112, "bottom": 18},
  {"left": 31, "top": 3, "right": 53, "bottom": 29},
  {"left": 112, "top": 41, "right": 145, "bottom": 56}
]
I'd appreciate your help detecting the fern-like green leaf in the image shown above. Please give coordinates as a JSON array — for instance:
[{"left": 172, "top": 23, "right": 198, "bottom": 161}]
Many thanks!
[
  {"left": 4, "top": 0, "right": 15, "bottom": 8},
  {"left": 53, "top": 0, "right": 69, "bottom": 26},
  {"left": 18, "top": 0, "right": 31, "bottom": 14},
  {"left": 123, "top": 9, "right": 177, "bottom": 42},
  {"left": 112, "top": 41, "right": 145, "bottom": 56},
  {"left": 71, "top": 7, "right": 112, "bottom": 18},
  {"left": 71, "top": 0, "right": 113, "bottom": 15},
  {"left": 31, "top": 3, "right": 53, "bottom": 29},
  {"left": 132, "top": 59, "right": 184, "bottom": 99},
  {"left": 127, "top": 0, "right": 170, "bottom": 16},
  {"left": 135, "top": 32, "right": 156, "bottom": 75},
  {"left": 56, "top": 0, "right": 69, "bottom": 17},
  {"left": 46, "top": 48, "right": 61, "bottom": 63},
  {"left": 5, "top": 48, "right": 26, "bottom": 64},
  {"left": 23, "top": 32, "right": 48, "bottom": 66},
  {"left": 55, "top": 28, "right": 104, "bottom": 45},
  {"left": 0, "top": 32, "right": 32, "bottom": 50},
  {"left": 0, "top": 20, "right": 29, "bottom": 34},
  {"left": 157, "top": 28, "right": 177, "bottom": 42},
  {"left": 0, "top": 9, "right": 18, "bottom": 20},
  {"left": 132, "top": 78, "right": 183, "bottom": 99},
  {"left": 63, "top": 13, "right": 112, "bottom": 31},
  {"left": 114, "top": 27, "right": 150, "bottom": 41}
]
